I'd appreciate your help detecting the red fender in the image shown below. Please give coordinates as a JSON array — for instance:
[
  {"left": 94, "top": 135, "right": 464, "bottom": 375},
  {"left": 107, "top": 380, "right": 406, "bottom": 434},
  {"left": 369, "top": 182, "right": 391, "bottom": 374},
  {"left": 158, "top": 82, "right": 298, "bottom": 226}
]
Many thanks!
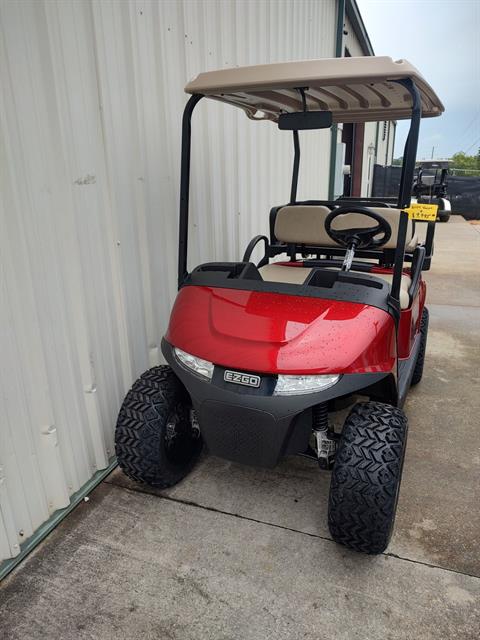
[{"left": 165, "top": 286, "right": 397, "bottom": 375}]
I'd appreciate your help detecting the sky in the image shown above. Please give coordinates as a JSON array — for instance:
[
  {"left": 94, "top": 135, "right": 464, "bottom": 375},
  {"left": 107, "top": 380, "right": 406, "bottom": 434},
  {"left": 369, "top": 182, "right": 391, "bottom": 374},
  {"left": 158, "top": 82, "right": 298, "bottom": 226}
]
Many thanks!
[{"left": 356, "top": 0, "right": 480, "bottom": 160}]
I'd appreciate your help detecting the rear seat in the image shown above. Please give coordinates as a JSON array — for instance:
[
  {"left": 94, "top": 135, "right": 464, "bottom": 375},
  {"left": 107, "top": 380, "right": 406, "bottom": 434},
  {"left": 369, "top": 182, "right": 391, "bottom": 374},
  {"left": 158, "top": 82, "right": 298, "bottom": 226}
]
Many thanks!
[{"left": 273, "top": 205, "right": 418, "bottom": 251}]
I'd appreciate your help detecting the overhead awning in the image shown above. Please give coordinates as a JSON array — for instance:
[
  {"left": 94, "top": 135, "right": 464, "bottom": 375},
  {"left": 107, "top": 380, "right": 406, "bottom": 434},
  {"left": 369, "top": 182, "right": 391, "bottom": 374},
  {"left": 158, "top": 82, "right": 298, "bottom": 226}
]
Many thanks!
[{"left": 185, "top": 56, "right": 444, "bottom": 124}]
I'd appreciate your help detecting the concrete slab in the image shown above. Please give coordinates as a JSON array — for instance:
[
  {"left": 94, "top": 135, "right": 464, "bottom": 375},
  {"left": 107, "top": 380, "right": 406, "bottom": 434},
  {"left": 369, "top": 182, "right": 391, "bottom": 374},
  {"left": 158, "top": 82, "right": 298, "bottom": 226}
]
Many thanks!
[
  {"left": 420, "top": 217, "right": 480, "bottom": 307},
  {"left": 1, "top": 217, "right": 479, "bottom": 639},
  {"left": 1, "top": 483, "right": 479, "bottom": 640},
  {"left": 395, "top": 303, "right": 480, "bottom": 574},
  {"left": 107, "top": 302, "right": 480, "bottom": 576}
]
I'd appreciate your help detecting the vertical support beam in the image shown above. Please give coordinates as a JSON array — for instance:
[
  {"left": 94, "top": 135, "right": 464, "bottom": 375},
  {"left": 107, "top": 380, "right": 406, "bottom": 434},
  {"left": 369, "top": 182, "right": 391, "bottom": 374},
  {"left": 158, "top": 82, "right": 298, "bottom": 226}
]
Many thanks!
[
  {"left": 390, "top": 79, "right": 422, "bottom": 303},
  {"left": 351, "top": 123, "right": 365, "bottom": 196},
  {"left": 328, "top": 0, "right": 346, "bottom": 200},
  {"left": 371, "top": 120, "right": 380, "bottom": 195},
  {"left": 178, "top": 94, "right": 203, "bottom": 289},
  {"left": 390, "top": 122, "right": 397, "bottom": 165},
  {"left": 384, "top": 120, "right": 391, "bottom": 166},
  {"left": 374, "top": 120, "right": 380, "bottom": 160},
  {"left": 395, "top": 79, "right": 422, "bottom": 208},
  {"left": 290, "top": 130, "right": 300, "bottom": 203},
  {"left": 390, "top": 211, "right": 409, "bottom": 303}
]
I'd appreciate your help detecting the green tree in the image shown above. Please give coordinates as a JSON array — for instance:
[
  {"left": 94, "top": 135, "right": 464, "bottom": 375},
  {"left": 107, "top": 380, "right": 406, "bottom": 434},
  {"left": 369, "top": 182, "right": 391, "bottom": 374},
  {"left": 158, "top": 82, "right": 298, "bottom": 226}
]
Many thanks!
[{"left": 451, "top": 151, "right": 480, "bottom": 170}]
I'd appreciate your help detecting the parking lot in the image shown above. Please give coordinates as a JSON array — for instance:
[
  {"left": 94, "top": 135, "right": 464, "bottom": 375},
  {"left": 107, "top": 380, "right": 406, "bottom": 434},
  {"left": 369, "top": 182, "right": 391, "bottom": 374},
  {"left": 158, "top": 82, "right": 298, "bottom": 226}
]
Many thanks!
[{"left": 1, "top": 217, "right": 479, "bottom": 640}]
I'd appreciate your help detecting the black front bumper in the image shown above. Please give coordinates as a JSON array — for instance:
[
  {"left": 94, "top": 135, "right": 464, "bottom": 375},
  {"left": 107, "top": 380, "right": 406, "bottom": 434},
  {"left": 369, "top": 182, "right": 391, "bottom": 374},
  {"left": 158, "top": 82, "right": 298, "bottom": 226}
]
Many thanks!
[{"left": 162, "top": 339, "right": 392, "bottom": 468}]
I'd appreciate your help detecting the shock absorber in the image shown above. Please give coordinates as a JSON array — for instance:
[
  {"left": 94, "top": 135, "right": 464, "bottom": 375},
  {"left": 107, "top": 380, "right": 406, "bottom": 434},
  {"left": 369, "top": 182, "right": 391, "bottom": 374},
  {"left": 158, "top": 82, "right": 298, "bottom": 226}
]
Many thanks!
[{"left": 312, "top": 402, "right": 337, "bottom": 470}]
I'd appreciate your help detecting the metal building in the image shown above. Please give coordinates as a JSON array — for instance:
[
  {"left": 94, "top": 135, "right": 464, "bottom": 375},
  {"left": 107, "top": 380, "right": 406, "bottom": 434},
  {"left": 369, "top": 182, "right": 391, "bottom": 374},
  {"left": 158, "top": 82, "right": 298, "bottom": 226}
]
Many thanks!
[{"left": 0, "top": 0, "right": 393, "bottom": 572}]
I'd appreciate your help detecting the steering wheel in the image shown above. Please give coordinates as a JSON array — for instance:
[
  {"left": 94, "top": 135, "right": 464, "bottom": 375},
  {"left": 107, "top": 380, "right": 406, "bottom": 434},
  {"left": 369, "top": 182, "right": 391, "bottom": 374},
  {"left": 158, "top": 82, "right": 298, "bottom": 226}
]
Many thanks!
[{"left": 325, "top": 206, "right": 392, "bottom": 250}]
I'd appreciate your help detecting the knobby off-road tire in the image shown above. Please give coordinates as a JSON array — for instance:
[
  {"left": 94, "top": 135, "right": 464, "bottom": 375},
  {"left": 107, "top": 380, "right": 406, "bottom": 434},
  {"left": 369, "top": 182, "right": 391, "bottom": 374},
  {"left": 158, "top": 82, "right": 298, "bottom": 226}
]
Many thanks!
[
  {"left": 438, "top": 211, "right": 450, "bottom": 223},
  {"left": 328, "top": 402, "right": 408, "bottom": 554},
  {"left": 411, "top": 307, "right": 429, "bottom": 386},
  {"left": 115, "top": 366, "right": 202, "bottom": 488}
]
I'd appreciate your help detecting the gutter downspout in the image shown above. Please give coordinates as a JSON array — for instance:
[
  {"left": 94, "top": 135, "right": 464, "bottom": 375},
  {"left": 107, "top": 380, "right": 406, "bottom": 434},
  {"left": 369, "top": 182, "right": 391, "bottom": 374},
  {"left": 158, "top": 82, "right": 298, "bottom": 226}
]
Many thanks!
[
  {"left": 373, "top": 120, "right": 380, "bottom": 196},
  {"left": 328, "top": 0, "right": 346, "bottom": 200},
  {"left": 385, "top": 121, "right": 391, "bottom": 166},
  {"left": 391, "top": 122, "right": 397, "bottom": 164}
]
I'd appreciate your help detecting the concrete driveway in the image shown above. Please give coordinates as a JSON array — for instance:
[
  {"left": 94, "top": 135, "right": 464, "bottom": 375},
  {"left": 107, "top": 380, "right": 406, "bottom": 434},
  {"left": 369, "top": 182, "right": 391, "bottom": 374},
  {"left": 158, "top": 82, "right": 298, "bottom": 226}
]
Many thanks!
[{"left": 1, "top": 217, "right": 479, "bottom": 639}]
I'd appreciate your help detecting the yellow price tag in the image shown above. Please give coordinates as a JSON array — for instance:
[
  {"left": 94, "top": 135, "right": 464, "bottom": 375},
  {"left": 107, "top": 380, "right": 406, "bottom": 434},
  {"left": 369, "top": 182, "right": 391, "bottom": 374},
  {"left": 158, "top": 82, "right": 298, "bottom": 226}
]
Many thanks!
[{"left": 404, "top": 203, "right": 438, "bottom": 221}]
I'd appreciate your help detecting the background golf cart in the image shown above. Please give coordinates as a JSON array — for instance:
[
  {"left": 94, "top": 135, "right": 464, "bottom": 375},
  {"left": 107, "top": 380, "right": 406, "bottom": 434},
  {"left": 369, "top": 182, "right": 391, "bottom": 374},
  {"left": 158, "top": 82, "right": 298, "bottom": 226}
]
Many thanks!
[{"left": 412, "top": 159, "right": 452, "bottom": 222}]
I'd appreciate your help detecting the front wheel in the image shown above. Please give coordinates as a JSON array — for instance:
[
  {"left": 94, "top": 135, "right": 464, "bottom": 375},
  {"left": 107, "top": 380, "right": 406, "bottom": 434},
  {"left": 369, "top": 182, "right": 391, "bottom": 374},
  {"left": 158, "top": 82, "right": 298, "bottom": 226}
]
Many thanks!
[
  {"left": 328, "top": 402, "right": 408, "bottom": 554},
  {"left": 115, "top": 366, "right": 202, "bottom": 488}
]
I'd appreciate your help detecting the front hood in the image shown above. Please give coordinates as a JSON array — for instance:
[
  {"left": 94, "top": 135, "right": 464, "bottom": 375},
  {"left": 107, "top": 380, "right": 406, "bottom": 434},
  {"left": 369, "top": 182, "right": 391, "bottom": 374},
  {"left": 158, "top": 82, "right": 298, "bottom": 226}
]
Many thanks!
[{"left": 165, "top": 285, "right": 396, "bottom": 375}]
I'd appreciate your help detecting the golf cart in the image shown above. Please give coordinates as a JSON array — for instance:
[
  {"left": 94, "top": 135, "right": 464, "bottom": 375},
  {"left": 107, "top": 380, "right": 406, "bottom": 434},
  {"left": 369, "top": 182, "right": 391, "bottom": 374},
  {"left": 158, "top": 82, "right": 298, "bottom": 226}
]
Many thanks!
[
  {"left": 412, "top": 159, "right": 452, "bottom": 222},
  {"left": 115, "top": 57, "right": 444, "bottom": 554}
]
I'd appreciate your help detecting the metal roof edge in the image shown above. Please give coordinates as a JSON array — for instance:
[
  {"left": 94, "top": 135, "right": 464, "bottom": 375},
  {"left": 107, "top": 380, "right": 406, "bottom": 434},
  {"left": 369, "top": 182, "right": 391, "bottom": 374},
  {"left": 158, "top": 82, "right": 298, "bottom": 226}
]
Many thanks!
[{"left": 346, "top": 0, "right": 375, "bottom": 57}]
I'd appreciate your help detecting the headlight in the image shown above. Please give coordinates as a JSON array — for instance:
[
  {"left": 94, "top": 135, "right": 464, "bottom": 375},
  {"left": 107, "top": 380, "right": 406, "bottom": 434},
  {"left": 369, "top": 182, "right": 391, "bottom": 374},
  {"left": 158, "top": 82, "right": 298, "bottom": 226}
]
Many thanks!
[
  {"left": 274, "top": 374, "right": 340, "bottom": 396},
  {"left": 174, "top": 347, "right": 214, "bottom": 380}
]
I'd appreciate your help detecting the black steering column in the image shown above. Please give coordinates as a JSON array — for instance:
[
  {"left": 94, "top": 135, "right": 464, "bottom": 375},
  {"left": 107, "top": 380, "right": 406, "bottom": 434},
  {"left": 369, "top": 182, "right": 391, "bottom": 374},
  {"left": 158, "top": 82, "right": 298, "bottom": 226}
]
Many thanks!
[{"left": 324, "top": 206, "right": 392, "bottom": 271}]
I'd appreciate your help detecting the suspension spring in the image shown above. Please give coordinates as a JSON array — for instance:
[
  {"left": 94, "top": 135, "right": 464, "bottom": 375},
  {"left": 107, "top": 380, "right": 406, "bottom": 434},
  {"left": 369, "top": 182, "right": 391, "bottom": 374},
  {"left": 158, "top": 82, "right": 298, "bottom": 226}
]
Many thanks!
[
  {"left": 312, "top": 402, "right": 337, "bottom": 470},
  {"left": 313, "top": 402, "right": 329, "bottom": 432}
]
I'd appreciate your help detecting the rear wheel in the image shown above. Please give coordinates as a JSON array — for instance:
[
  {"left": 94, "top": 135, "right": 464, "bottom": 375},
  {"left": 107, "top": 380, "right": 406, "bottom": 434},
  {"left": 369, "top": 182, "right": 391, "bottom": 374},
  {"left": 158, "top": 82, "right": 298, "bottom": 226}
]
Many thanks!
[
  {"left": 328, "top": 402, "right": 408, "bottom": 554},
  {"left": 411, "top": 307, "right": 429, "bottom": 386},
  {"left": 115, "top": 366, "right": 202, "bottom": 488},
  {"left": 438, "top": 211, "right": 450, "bottom": 222}
]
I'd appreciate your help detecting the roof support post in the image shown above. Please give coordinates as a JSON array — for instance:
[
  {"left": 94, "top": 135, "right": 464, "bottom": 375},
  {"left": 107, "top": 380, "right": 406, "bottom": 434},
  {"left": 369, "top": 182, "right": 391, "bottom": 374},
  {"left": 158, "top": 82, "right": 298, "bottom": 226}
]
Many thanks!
[
  {"left": 395, "top": 79, "right": 422, "bottom": 208},
  {"left": 178, "top": 93, "right": 203, "bottom": 289},
  {"left": 390, "top": 79, "right": 422, "bottom": 303},
  {"left": 328, "top": 0, "right": 346, "bottom": 200},
  {"left": 290, "top": 130, "right": 300, "bottom": 203}
]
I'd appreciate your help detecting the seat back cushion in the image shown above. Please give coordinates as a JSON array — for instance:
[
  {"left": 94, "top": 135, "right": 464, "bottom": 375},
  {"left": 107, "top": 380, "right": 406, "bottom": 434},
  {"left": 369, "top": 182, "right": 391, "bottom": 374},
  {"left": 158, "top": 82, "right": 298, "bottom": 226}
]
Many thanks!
[{"left": 274, "top": 205, "right": 418, "bottom": 251}]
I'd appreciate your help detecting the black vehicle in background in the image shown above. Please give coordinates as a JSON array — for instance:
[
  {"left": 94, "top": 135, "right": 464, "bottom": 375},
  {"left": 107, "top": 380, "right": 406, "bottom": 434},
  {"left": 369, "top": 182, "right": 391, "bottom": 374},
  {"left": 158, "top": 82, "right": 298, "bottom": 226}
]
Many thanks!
[{"left": 413, "top": 160, "right": 452, "bottom": 222}]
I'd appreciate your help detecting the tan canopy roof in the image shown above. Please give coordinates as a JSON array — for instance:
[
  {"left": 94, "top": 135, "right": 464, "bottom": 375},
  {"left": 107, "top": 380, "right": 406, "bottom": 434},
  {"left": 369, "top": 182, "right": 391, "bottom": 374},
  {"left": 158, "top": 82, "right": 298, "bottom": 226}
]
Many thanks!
[{"left": 185, "top": 56, "right": 444, "bottom": 124}]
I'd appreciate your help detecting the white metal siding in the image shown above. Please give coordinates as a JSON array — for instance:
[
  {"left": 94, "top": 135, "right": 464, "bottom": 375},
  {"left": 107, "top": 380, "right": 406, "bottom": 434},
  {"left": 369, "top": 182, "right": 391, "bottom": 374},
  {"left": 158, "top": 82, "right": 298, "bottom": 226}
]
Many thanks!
[
  {"left": 360, "top": 121, "right": 378, "bottom": 197},
  {"left": 387, "top": 122, "right": 397, "bottom": 165},
  {"left": 344, "top": 14, "right": 365, "bottom": 57},
  {"left": 344, "top": 14, "right": 396, "bottom": 192},
  {"left": 0, "top": 0, "right": 338, "bottom": 561},
  {"left": 377, "top": 120, "right": 395, "bottom": 166}
]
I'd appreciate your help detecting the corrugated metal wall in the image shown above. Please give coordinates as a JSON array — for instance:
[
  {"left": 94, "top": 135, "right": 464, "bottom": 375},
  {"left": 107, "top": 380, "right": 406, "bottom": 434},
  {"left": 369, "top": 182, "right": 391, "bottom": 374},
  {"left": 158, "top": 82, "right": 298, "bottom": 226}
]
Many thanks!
[
  {"left": 0, "top": 0, "right": 342, "bottom": 562},
  {"left": 341, "top": 13, "right": 394, "bottom": 197},
  {"left": 376, "top": 120, "right": 396, "bottom": 166}
]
